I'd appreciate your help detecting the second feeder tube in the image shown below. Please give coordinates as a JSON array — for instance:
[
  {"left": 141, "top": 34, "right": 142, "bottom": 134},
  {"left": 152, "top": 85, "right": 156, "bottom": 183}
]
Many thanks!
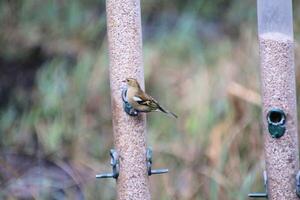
[{"left": 257, "top": 0, "right": 299, "bottom": 199}]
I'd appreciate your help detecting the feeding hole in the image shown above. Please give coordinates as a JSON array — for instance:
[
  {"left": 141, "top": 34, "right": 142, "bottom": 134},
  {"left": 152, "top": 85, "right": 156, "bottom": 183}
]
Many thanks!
[{"left": 267, "top": 109, "right": 286, "bottom": 125}]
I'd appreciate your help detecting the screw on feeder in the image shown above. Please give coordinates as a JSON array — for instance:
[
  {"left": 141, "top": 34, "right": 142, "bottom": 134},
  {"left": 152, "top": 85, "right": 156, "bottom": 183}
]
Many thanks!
[
  {"left": 146, "top": 148, "right": 168, "bottom": 176},
  {"left": 122, "top": 88, "right": 139, "bottom": 116},
  {"left": 96, "top": 149, "right": 119, "bottom": 179},
  {"left": 267, "top": 108, "right": 286, "bottom": 139},
  {"left": 248, "top": 171, "right": 268, "bottom": 198}
]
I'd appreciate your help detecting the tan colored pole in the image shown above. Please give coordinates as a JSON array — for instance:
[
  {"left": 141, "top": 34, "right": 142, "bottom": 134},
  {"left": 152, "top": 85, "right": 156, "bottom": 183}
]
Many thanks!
[
  {"left": 106, "top": 0, "right": 151, "bottom": 199},
  {"left": 257, "top": 0, "right": 299, "bottom": 199}
]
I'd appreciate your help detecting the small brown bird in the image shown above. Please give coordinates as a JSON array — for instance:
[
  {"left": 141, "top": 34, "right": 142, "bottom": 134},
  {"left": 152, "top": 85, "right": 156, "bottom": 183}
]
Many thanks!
[{"left": 123, "top": 78, "right": 178, "bottom": 118}]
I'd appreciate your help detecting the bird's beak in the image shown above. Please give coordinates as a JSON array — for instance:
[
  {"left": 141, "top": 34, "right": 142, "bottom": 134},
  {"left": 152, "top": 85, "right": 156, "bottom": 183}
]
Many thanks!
[{"left": 122, "top": 80, "right": 126, "bottom": 83}]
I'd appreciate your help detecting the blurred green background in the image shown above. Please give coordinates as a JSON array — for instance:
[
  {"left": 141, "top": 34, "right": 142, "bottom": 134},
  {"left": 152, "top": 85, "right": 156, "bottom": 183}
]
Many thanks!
[{"left": 1, "top": 0, "right": 300, "bottom": 199}]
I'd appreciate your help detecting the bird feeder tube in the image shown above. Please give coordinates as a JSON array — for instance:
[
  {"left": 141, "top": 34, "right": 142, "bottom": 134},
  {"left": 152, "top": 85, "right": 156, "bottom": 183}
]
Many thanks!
[
  {"left": 106, "top": 0, "right": 151, "bottom": 199},
  {"left": 257, "top": 0, "right": 299, "bottom": 199}
]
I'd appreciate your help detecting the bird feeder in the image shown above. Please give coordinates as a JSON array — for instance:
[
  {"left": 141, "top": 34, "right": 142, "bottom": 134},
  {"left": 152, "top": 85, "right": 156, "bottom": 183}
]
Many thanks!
[
  {"left": 105, "top": 0, "right": 151, "bottom": 199},
  {"left": 256, "top": 0, "right": 299, "bottom": 199}
]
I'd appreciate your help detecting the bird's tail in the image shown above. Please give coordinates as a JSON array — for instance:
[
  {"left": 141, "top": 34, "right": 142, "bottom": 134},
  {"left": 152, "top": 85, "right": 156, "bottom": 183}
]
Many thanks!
[{"left": 157, "top": 105, "right": 178, "bottom": 119}]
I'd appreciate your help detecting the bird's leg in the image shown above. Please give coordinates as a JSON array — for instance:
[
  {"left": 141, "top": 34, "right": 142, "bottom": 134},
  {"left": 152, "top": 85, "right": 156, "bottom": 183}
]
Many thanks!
[{"left": 122, "top": 88, "right": 139, "bottom": 116}]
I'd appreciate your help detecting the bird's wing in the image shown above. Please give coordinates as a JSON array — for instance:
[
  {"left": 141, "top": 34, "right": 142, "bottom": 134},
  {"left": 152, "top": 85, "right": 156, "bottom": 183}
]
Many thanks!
[
  {"left": 133, "top": 92, "right": 158, "bottom": 109},
  {"left": 133, "top": 91, "right": 178, "bottom": 118},
  {"left": 133, "top": 96, "right": 143, "bottom": 102}
]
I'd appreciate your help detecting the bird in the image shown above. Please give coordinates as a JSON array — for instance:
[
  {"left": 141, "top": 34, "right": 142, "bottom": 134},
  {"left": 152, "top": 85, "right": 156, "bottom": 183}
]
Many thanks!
[{"left": 123, "top": 78, "right": 178, "bottom": 118}]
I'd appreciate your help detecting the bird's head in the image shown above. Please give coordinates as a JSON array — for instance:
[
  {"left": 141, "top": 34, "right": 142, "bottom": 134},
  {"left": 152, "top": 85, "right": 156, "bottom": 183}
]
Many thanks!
[{"left": 123, "top": 78, "right": 140, "bottom": 88}]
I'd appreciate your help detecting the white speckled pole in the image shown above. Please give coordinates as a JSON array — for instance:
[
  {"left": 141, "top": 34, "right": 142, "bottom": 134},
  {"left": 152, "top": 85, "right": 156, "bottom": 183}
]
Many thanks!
[
  {"left": 106, "top": 0, "right": 150, "bottom": 199},
  {"left": 258, "top": 0, "right": 299, "bottom": 199}
]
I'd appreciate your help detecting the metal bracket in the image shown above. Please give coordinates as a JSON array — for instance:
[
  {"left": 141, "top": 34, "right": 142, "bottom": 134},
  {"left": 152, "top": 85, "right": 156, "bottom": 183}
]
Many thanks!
[
  {"left": 96, "top": 149, "right": 119, "bottom": 179},
  {"left": 296, "top": 171, "right": 300, "bottom": 197},
  {"left": 146, "top": 148, "right": 168, "bottom": 176},
  {"left": 248, "top": 171, "right": 268, "bottom": 198},
  {"left": 122, "top": 88, "right": 139, "bottom": 116}
]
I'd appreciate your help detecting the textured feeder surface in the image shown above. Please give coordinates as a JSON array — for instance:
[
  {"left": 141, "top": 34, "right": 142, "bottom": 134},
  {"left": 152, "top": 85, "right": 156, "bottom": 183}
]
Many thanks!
[
  {"left": 260, "top": 32, "right": 299, "bottom": 199},
  {"left": 106, "top": 0, "right": 150, "bottom": 199}
]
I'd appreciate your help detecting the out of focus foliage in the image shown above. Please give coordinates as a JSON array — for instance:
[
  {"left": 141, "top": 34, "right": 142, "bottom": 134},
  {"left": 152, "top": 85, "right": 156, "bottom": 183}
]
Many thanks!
[{"left": 1, "top": 0, "right": 300, "bottom": 199}]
